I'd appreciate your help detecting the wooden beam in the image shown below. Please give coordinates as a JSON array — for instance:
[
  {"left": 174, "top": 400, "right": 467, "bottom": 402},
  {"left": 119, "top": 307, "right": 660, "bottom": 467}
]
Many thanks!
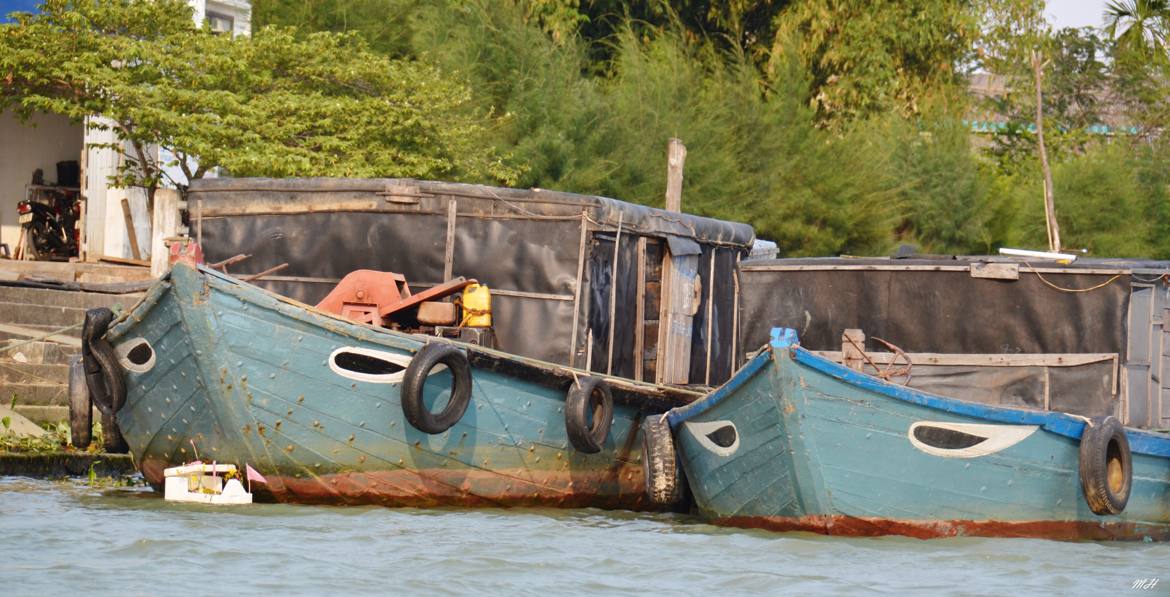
[
  {"left": 120, "top": 198, "right": 142, "bottom": 261},
  {"left": 969, "top": 262, "right": 1019, "bottom": 280},
  {"left": 1032, "top": 50, "right": 1061, "bottom": 252},
  {"left": 813, "top": 350, "right": 1118, "bottom": 368},
  {"left": 657, "top": 251, "right": 698, "bottom": 384},
  {"left": 731, "top": 254, "right": 740, "bottom": 367},
  {"left": 98, "top": 256, "right": 150, "bottom": 267},
  {"left": 841, "top": 329, "right": 866, "bottom": 371},
  {"left": 704, "top": 251, "right": 716, "bottom": 385},
  {"left": 443, "top": 198, "right": 457, "bottom": 284},
  {"left": 739, "top": 263, "right": 1137, "bottom": 276},
  {"left": 242, "top": 263, "right": 289, "bottom": 283},
  {"left": 606, "top": 214, "right": 623, "bottom": 375},
  {"left": 634, "top": 237, "right": 647, "bottom": 382},
  {"left": 568, "top": 210, "right": 588, "bottom": 367},
  {"left": 664, "top": 138, "right": 686, "bottom": 212}
]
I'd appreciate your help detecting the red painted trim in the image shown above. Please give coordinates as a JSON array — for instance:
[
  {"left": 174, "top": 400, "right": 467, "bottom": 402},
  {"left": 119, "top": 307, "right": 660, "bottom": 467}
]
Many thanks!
[{"left": 715, "top": 514, "right": 1170, "bottom": 541}]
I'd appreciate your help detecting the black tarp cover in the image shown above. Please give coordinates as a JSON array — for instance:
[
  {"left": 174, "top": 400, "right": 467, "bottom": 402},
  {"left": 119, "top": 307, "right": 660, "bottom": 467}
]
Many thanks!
[
  {"left": 189, "top": 177, "right": 754, "bottom": 385},
  {"left": 736, "top": 257, "right": 1139, "bottom": 357}
]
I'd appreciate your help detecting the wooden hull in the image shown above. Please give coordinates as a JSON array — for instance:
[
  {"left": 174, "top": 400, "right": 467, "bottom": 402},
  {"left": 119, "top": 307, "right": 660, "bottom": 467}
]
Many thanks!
[
  {"left": 108, "top": 263, "right": 695, "bottom": 509},
  {"left": 667, "top": 329, "right": 1170, "bottom": 540}
]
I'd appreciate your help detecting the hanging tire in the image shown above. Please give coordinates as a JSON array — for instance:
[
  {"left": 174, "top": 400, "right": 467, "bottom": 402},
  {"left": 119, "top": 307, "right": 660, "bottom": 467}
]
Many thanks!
[
  {"left": 68, "top": 355, "right": 92, "bottom": 450},
  {"left": 641, "top": 416, "right": 682, "bottom": 505},
  {"left": 81, "top": 308, "right": 125, "bottom": 416},
  {"left": 101, "top": 410, "right": 129, "bottom": 454},
  {"left": 401, "top": 343, "right": 473, "bottom": 434},
  {"left": 1079, "top": 416, "right": 1132, "bottom": 515},
  {"left": 564, "top": 376, "right": 613, "bottom": 453}
]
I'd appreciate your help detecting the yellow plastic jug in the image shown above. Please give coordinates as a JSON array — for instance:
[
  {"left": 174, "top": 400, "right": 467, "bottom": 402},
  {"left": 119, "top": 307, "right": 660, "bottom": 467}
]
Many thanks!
[{"left": 461, "top": 283, "right": 492, "bottom": 327}]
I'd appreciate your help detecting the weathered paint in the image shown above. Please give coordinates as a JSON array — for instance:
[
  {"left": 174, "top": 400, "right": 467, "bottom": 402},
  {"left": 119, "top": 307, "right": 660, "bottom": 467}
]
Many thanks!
[
  {"left": 713, "top": 515, "right": 1170, "bottom": 541},
  {"left": 108, "top": 262, "right": 696, "bottom": 509},
  {"left": 669, "top": 327, "right": 1170, "bottom": 540}
]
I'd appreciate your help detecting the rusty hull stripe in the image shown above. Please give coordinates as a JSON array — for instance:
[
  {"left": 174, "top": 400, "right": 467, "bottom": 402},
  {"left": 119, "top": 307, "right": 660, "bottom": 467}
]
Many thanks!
[
  {"left": 715, "top": 514, "right": 1170, "bottom": 541},
  {"left": 141, "top": 458, "right": 650, "bottom": 510}
]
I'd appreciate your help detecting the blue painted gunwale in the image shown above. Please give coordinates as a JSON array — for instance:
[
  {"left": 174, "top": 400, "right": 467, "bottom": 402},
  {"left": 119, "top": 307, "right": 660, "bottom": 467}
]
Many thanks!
[
  {"left": 668, "top": 327, "right": 1170, "bottom": 538},
  {"left": 669, "top": 328, "right": 1170, "bottom": 457},
  {"left": 104, "top": 262, "right": 702, "bottom": 508}
]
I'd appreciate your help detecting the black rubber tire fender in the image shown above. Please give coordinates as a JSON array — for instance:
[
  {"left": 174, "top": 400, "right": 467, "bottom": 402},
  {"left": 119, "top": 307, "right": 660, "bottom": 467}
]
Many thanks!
[
  {"left": 564, "top": 376, "right": 614, "bottom": 454},
  {"left": 1079, "top": 415, "right": 1132, "bottom": 515},
  {"left": 101, "top": 410, "right": 129, "bottom": 454},
  {"left": 67, "top": 355, "right": 92, "bottom": 450},
  {"left": 640, "top": 416, "right": 682, "bottom": 505},
  {"left": 81, "top": 308, "right": 125, "bottom": 416},
  {"left": 401, "top": 343, "right": 473, "bottom": 434}
]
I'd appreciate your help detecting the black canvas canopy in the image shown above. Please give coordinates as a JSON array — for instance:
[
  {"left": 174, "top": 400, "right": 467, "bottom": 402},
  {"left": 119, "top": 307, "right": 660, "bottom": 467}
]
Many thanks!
[
  {"left": 189, "top": 177, "right": 755, "bottom": 386},
  {"left": 736, "top": 256, "right": 1170, "bottom": 429}
]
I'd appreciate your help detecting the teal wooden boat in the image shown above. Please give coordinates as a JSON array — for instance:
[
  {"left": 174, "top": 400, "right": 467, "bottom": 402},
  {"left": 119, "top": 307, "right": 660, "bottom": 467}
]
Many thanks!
[
  {"left": 87, "top": 260, "right": 700, "bottom": 508},
  {"left": 663, "top": 328, "right": 1170, "bottom": 540}
]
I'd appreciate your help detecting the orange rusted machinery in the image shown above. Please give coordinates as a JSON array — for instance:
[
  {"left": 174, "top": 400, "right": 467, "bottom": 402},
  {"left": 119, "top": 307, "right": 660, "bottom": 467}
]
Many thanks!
[{"left": 315, "top": 270, "right": 476, "bottom": 327}]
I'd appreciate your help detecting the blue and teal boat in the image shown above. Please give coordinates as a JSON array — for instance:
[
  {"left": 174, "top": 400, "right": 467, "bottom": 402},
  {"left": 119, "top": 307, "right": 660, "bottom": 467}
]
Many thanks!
[
  {"left": 90, "top": 260, "right": 701, "bottom": 508},
  {"left": 664, "top": 328, "right": 1170, "bottom": 540}
]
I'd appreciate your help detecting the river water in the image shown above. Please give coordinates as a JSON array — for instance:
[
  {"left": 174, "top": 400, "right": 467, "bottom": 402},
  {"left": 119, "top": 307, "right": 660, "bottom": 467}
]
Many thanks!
[{"left": 2, "top": 476, "right": 1167, "bottom": 596}]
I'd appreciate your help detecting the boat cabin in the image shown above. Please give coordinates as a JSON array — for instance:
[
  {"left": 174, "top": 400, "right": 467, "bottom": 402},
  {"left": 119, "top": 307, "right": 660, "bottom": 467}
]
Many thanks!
[
  {"left": 735, "top": 256, "right": 1170, "bottom": 430},
  {"left": 187, "top": 178, "right": 756, "bottom": 386}
]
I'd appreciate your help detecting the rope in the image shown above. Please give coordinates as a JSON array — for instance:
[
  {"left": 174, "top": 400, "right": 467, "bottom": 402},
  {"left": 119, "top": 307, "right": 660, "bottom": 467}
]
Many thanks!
[
  {"left": 1132, "top": 273, "right": 1169, "bottom": 284},
  {"left": 1022, "top": 263, "right": 1122, "bottom": 293},
  {"left": 0, "top": 361, "right": 58, "bottom": 385},
  {"left": 0, "top": 322, "right": 83, "bottom": 353}
]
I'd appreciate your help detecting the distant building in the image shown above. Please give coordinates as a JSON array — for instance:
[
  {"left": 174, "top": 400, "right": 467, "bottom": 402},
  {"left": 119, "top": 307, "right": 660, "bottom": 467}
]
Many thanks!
[
  {"left": 0, "top": 0, "right": 251, "bottom": 261},
  {"left": 964, "top": 72, "right": 1137, "bottom": 137}
]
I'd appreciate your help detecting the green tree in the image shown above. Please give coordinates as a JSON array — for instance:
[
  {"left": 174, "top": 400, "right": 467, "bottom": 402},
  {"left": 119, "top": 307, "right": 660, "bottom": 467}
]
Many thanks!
[
  {"left": 0, "top": 0, "right": 513, "bottom": 209},
  {"left": 770, "top": 0, "right": 981, "bottom": 125},
  {"left": 1005, "top": 141, "right": 1161, "bottom": 257},
  {"left": 414, "top": 2, "right": 897, "bottom": 254},
  {"left": 883, "top": 117, "right": 1001, "bottom": 254},
  {"left": 1104, "top": 0, "right": 1170, "bottom": 56},
  {"left": 251, "top": 0, "right": 419, "bottom": 57},
  {"left": 1105, "top": 0, "right": 1170, "bottom": 137},
  {"left": 982, "top": 27, "right": 1111, "bottom": 177}
]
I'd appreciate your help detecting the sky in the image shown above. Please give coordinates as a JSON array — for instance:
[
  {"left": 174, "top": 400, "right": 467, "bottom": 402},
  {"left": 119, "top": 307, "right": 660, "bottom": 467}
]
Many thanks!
[
  {"left": 0, "top": 0, "right": 1119, "bottom": 31},
  {"left": 0, "top": 0, "right": 35, "bottom": 23},
  {"left": 1046, "top": 0, "right": 1110, "bottom": 30}
]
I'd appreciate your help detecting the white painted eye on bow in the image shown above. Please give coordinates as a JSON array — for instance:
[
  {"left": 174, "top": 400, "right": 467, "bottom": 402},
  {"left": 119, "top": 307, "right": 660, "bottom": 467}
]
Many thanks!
[
  {"left": 116, "top": 337, "right": 156, "bottom": 373},
  {"left": 684, "top": 420, "right": 740, "bottom": 457},
  {"left": 907, "top": 421, "right": 1038, "bottom": 459},
  {"left": 328, "top": 347, "right": 413, "bottom": 384}
]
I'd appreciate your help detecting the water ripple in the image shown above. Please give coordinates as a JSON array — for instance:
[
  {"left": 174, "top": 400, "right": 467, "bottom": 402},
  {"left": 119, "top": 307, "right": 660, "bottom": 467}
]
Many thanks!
[{"left": 1, "top": 477, "right": 1166, "bottom": 596}]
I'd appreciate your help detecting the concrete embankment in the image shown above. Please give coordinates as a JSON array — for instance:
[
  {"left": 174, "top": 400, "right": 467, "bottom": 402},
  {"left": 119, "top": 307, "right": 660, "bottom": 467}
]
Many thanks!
[
  {"left": 0, "top": 259, "right": 149, "bottom": 425},
  {"left": 0, "top": 451, "right": 136, "bottom": 478}
]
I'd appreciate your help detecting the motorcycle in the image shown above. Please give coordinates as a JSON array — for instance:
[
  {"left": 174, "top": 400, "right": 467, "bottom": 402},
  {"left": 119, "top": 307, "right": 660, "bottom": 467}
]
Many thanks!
[{"left": 17, "top": 189, "right": 79, "bottom": 260}]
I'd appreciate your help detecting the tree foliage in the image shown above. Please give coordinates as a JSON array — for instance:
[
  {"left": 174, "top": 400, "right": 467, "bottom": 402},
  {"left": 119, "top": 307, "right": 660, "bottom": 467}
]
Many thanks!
[
  {"left": 7, "top": 0, "right": 1170, "bottom": 258},
  {"left": 0, "top": 0, "right": 514, "bottom": 206},
  {"left": 771, "top": 0, "right": 981, "bottom": 125}
]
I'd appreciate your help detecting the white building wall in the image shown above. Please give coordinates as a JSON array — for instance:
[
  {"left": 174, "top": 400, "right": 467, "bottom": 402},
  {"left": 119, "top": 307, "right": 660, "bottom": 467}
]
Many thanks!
[
  {"left": 83, "top": 117, "right": 151, "bottom": 260},
  {"left": 86, "top": 0, "right": 251, "bottom": 260},
  {"left": 0, "top": 111, "right": 84, "bottom": 254}
]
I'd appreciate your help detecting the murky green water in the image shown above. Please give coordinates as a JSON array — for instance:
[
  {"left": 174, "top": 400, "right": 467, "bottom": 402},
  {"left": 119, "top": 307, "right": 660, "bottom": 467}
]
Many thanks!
[{"left": 2, "top": 476, "right": 1167, "bottom": 596}]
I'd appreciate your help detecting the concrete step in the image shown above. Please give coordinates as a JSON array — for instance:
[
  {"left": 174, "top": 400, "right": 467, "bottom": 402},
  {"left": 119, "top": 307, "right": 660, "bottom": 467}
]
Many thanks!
[
  {"left": 11, "top": 404, "right": 67, "bottom": 425},
  {"left": 1, "top": 382, "right": 69, "bottom": 407},
  {"left": 0, "top": 285, "right": 140, "bottom": 310},
  {"left": 0, "top": 340, "right": 77, "bottom": 366},
  {"left": 0, "top": 362, "right": 69, "bottom": 384},
  {"left": 0, "top": 301, "right": 88, "bottom": 328}
]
